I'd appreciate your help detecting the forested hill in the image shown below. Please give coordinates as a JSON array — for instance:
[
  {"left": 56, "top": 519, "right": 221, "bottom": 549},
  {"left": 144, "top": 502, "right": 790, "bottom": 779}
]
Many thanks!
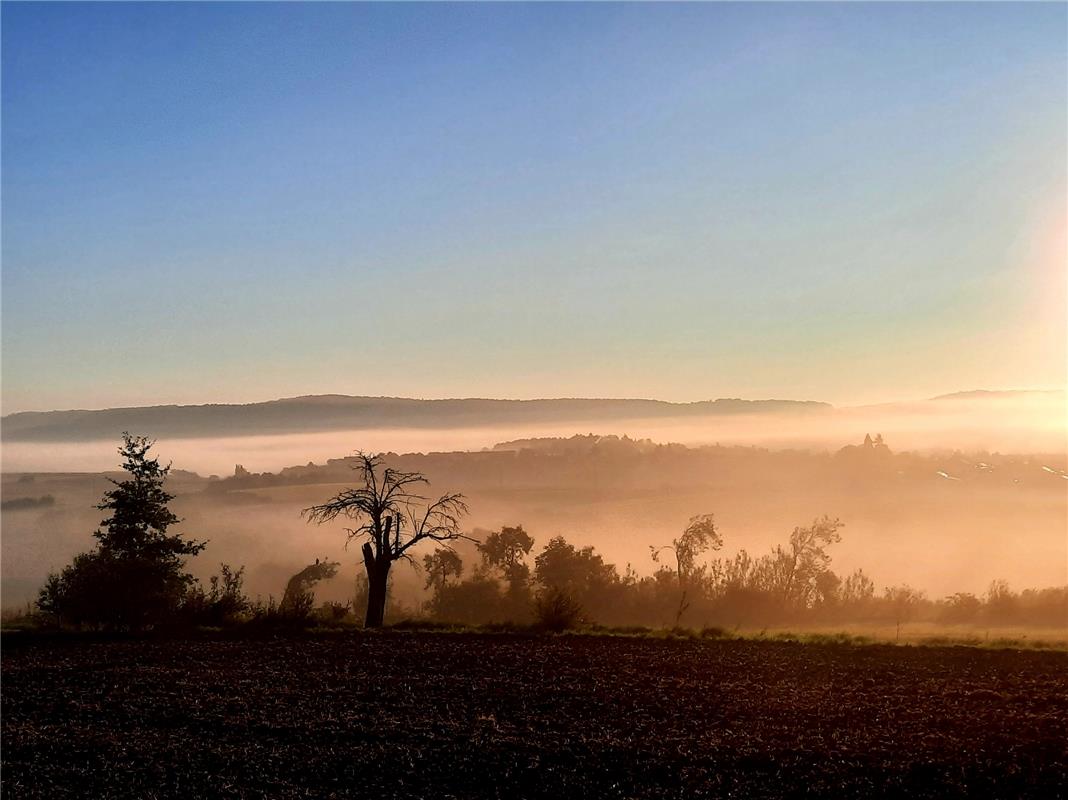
[{"left": 1, "top": 395, "right": 830, "bottom": 442}]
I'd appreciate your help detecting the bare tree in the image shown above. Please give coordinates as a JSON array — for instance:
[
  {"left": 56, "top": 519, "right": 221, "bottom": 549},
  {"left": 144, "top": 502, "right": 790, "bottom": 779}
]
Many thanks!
[{"left": 302, "top": 453, "right": 469, "bottom": 627}]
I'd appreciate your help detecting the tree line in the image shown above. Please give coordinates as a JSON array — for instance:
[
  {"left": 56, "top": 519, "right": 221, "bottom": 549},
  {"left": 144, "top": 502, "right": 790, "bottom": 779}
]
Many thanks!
[
  {"left": 35, "top": 435, "right": 1067, "bottom": 633},
  {"left": 413, "top": 520, "right": 1064, "bottom": 633}
]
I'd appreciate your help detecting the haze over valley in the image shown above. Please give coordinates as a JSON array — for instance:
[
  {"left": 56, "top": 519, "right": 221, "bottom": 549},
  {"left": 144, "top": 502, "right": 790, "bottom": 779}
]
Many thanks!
[
  {"left": 3, "top": 388, "right": 1064, "bottom": 613},
  {"left": 1, "top": 388, "right": 1061, "bottom": 475},
  {"left": 5, "top": 5, "right": 1068, "bottom": 797}
]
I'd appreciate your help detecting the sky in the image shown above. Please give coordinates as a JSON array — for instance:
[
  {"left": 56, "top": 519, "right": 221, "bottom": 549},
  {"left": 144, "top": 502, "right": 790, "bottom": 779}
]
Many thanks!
[{"left": 2, "top": 2, "right": 1065, "bottom": 413}]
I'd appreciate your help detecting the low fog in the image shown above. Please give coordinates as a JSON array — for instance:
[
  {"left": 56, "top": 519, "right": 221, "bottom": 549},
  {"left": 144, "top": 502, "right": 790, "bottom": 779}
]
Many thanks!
[
  {"left": 3, "top": 393, "right": 1065, "bottom": 620},
  {"left": 2, "top": 392, "right": 1063, "bottom": 476}
]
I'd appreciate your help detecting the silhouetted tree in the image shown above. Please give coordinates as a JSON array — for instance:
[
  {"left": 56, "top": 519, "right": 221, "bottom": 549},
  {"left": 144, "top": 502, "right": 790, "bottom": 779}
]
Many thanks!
[
  {"left": 303, "top": 453, "right": 468, "bottom": 627},
  {"left": 940, "top": 592, "right": 981, "bottom": 624},
  {"left": 535, "top": 536, "right": 618, "bottom": 597},
  {"left": 1014, "top": 587, "right": 1068, "bottom": 627},
  {"left": 533, "top": 536, "right": 621, "bottom": 622},
  {"left": 423, "top": 548, "right": 463, "bottom": 593},
  {"left": 885, "top": 584, "right": 925, "bottom": 640},
  {"left": 651, "top": 514, "right": 721, "bottom": 624},
  {"left": 840, "top": 568, "right": 875, "bottom": 613},
  {"left": 764, "top": 516, "right": 843, "bottom": 610},
  {"left": 813, "top": 569, "right": 842, "bottom": 610},
  {"left": 651, "top": 514, "right": 722, "bottom": 587},
  {"left": 37, "top": 433, "right": 206, "bottom": 630},
  {"left": 984, "top": 579, "right": 1019, "bottom": 625},
  {"left": 478, "top": 524, "right": 534, "bottom": 596},
  {"left": 95, "top": 434, "right": 204, "bottom": 560}
]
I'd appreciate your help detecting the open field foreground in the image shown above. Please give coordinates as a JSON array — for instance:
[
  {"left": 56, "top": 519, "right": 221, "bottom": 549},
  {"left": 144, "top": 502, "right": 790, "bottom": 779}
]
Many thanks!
[{"left": 3, "top": 632, "right": 1067, "bottom": 798}]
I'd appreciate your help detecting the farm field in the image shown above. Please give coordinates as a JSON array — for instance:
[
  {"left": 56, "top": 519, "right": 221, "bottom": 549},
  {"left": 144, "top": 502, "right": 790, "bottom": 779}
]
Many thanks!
[{"left": 2, "top": 632, "right": 1066, "bottom": 798}]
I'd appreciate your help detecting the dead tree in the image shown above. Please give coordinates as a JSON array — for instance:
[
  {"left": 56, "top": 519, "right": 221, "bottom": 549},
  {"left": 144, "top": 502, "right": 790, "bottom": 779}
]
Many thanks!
[{"left": 302, "top": 452, "right": 469, "bottom": 627}]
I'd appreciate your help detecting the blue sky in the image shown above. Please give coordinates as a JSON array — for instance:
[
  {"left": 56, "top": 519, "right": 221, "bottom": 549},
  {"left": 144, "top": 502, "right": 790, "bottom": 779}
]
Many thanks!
[{"left": 2, "top": 2, "right": 1065, "bottom": 412}]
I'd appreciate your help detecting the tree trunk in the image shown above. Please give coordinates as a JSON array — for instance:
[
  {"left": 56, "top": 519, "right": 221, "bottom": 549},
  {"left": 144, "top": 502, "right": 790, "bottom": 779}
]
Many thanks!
[{"left": 363, "top": 542, "right": 390, "bottom": 628}]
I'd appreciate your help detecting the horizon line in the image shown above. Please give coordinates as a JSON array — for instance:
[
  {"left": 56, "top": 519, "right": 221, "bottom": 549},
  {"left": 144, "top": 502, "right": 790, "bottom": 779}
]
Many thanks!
[{"left": 3, "top": 387, "right": 1064, "bottom": 418}]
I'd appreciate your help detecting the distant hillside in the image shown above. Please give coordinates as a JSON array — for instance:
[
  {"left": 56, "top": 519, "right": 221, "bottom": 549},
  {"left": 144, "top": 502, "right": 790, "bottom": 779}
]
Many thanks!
[
  {"left": 929, "top": 389, "right": 1063, "bottom": 401},
  {"left": 0, "top": 395, "right": 831, "bottom": 442}
]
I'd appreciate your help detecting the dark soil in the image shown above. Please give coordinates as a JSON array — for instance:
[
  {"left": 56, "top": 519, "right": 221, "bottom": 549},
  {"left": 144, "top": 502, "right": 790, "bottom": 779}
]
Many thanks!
[{"left": 2, "top": 632, "right": 1066, "bottom": 798}]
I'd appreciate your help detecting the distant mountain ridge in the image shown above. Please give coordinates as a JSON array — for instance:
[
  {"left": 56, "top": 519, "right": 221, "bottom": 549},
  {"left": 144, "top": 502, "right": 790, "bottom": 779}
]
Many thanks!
[
  {"left": 929, "top": 389, "right": 1063, "bottom": 401},
  {"left": 1, "top": 395, "right": 832, "bottom": 443}
]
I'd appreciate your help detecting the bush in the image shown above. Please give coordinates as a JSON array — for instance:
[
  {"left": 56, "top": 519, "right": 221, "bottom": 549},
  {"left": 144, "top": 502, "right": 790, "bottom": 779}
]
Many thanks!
[
  {"left": 181, "top": 565, "right": 249, "bottom": 627},
  {"left": 700, "top": 626, "right": 730, "bottom": 639},
  {"left": 428, "top": 576, "right": 508, "bottom": 625},
  {"left": 38, "top": 552, "right": 192, "bottom": 630},
  {"left": 280, "top": 592, "right": 315, "bottom": 625},
  {"left": 533, "top": 588, "right": 584, "bottom": 632},
  {"left": 318, "top": 601, "right": 351, "bottom": 625},
  {"left": 1, "top": 494, "right": 55, "bottom": 511},
  {"left": 247, "top": 596, "right": 315, "bottom": 629}
]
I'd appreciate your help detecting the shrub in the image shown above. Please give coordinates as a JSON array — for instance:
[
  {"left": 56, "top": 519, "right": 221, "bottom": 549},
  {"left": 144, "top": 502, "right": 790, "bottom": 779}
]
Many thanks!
[
  {"left": 248, "top": 595, "right": 315, "bottom": 629},
  {"left": 318, "top": 601, "right": 351, "bottom": 624},
  {"left": 38, "top": 551, "right": 193, "bottom": 630},
  {"left": 1, "top": 494, "right": 55, "bottom": 511},
  {"left": 533, "top": 588, "right": 584, "bottom": 632},
  {"left": 700, "top": 626, "right": 729, "bottom": 639},
  {"left": 181, "top": 565, "right": 249, "bottom": 627},
  {"left": 427, "top": 576, "right": 508, "bottom": 625}
]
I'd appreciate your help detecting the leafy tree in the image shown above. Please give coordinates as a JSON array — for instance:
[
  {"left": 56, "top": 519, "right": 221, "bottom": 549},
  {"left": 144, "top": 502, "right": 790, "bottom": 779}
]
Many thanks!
[
  {"left": 1015, "top": 587, "right": 1068, "bottom": 627},
  {"left": 303, "top": 452, "right": 468, "bottom": 627},
  {"left": 840, "top": 568, "right": 875, "bottom": 613},
  {"left": 813, "top": 569, "right": 842, "bottom": 609},
  {"left": 423, "top": 548, "right": 464, "bottom": 593},
  {"left": 940, "top": 592, "right": 981, "bottom": 624},
  {"left": 884, "top": 584, "right": 925, "bottom": 640},
  {"left": 984, "top": 579, "right": 1019, "bottom": 624},
  {"left": 94, "top": 434, "right": 204, "bottom": 560},
  {"left": 478, "top": 524, "right": 534, "bottom": 595},
  {"left": 534, "top": 536, "right": 618, "bottom": 598},
  {"left": 763, "top": 516, "right": 843, "bottom": 610},
  {"left": 651, "top": 514, "right": 722, "bottom": 624},
  {"left": 651, "top": 515, "right": 722, "bottom": 587},
  {"left": 532, "top": 536, "right": 622, "bottom": 624},
  {"left": 37, "top": 433, "right": 205, "bottom": 630},
  {"left": 708, "top": 550, "right": 756, "bottom": 595}
]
